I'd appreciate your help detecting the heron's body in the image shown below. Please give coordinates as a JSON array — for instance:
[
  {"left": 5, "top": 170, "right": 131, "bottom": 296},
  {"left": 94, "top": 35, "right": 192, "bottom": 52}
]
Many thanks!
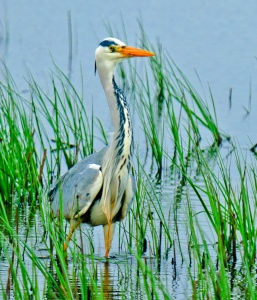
[{"left": 49, "top": 37, "right": 154, "bottom": 257}]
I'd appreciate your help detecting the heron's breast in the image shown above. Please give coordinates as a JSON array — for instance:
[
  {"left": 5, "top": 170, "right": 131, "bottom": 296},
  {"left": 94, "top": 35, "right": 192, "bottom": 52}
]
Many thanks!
[{"left": 86, "top": 200, "right": 108, "bottom": 226}]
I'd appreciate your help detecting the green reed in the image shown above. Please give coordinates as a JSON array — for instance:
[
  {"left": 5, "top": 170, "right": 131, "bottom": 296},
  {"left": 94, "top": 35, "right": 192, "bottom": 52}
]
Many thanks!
[
  {"left": 28, "top": 66, "right": 95, "bottom": 174},
  {"left": 0, "top": 68, "right": 41, "bottom": 204},
  {"left": 180, "top": 140, "right": 257, "bottom": 298}
]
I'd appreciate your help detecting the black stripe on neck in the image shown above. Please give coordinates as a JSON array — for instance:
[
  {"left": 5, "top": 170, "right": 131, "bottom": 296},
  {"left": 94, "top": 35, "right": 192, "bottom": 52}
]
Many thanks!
[{"left": 112, "top": 77, "right": 133, "bottom": 157}]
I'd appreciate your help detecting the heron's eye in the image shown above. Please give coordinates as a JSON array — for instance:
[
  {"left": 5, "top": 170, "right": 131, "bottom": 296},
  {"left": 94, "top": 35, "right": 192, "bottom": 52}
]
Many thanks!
[{"left": 109, "top": 46, "right": 115, "bottom": 52}]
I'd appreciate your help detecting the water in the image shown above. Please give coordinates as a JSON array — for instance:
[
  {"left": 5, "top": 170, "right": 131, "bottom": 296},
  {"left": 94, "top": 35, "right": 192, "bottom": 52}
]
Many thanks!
[
  {"left": 1, "top": 0, "right": 257, "bottom": 145},
  {"left": 0, "top": 0, "right": 257, "bottom": 298}
]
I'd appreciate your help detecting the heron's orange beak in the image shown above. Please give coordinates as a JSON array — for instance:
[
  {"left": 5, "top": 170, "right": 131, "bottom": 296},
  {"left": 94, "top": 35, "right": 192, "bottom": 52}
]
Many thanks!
[{"left": 118, "top": 46, "right": 155, "bottom": 58}]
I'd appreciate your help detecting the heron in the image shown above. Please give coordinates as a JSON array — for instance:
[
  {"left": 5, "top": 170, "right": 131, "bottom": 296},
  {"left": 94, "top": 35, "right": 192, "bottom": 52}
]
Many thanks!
[{"left": 49, "top": 37, "right": 154, "bottom": 258}]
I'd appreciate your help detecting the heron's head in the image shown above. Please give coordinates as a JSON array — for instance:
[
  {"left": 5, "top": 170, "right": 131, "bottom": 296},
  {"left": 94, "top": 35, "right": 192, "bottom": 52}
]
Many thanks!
[{"left": 95, "top": 37, "right": 154, "bottom": 74}]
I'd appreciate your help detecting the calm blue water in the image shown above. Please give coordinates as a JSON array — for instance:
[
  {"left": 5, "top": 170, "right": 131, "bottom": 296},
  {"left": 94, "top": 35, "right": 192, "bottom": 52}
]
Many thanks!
[{"left": 1, "top": 0, "right": 257, "bottom": 146}]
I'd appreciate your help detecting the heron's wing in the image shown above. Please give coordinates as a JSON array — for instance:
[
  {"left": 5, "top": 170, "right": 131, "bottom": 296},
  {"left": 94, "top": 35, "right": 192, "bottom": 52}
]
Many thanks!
[{"left": 51, "top": 147, "right": 108, "bottom": 220}]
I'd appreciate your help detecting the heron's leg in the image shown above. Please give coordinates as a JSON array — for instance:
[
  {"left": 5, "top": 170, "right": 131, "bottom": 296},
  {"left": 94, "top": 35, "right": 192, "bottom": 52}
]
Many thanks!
[
  {"left": 103, "top": 222, "right": 116, "bottom": 258},
  {"left": 64, "top": 218, "right": 82, "bottom": 251}
]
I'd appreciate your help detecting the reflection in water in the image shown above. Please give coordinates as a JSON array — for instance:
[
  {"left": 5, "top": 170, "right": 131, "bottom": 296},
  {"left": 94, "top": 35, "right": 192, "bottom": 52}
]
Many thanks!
[
  {"left": 46, "top": 258, "right": 116, "bottom": 299},
  {"left": 67, "top": 259, "right": 119, "bottom": 299},
  {"left": 102, "top": 262, "right": 114, "bottom": 299}
]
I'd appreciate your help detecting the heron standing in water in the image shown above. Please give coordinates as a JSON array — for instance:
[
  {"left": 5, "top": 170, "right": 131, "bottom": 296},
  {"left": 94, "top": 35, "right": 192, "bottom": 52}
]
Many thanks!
[{"left": 49, "top": 37, "right": 154, "bottom": 257}]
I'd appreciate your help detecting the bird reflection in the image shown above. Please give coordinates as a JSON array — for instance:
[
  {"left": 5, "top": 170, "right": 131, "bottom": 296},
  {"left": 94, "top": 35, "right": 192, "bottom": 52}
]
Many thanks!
[{"left": 101, "top": 262, "right": 114, "bottom": 299}]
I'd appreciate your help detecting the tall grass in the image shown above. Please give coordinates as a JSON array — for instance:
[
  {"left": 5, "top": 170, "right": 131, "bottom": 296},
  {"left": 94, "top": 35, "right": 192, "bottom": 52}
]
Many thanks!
[
  {"left": 0, "top": 68, "right": 41, "bottom": 204},
  {"left": 0, "top": 27, "right": 257, "bottom": 299}
]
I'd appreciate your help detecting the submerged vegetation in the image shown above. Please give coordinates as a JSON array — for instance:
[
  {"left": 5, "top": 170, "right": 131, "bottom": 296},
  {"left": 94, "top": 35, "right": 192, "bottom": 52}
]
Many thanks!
[{"left": 0, "top": 29, "right": 257, "bottom": 299}]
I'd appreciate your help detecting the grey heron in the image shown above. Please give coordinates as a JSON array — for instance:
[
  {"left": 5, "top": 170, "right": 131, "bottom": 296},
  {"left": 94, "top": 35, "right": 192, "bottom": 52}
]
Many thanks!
[{"left": 49, "top": 37, "right": 154, "bottom": 257}]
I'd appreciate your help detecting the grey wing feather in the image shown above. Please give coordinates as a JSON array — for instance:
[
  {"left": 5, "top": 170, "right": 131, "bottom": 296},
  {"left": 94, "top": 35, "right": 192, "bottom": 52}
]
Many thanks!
[{"left": 50, "top": 147, "right": 109, "bottom": 220}]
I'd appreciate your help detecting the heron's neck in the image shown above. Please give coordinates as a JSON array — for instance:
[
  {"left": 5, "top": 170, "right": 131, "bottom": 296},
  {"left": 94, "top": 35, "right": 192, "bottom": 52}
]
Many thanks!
[
  {"left": 98, "top": 66, "right": 133, "bottom": 222},
  {"left": 101, "top": 73, "right": 133, "bottom": 162}
]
